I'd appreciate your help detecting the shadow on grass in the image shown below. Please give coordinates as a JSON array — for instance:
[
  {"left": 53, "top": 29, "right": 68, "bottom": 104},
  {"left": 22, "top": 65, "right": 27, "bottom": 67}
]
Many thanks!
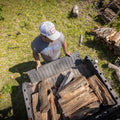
[
  {"left": 84, "top": 32, "right": 120, "bottom": 97},
  {"left": 0, "top": 61, "right": 45, "bottom": 120},
  {"left": 84, "top": 31, "right": 118, "bottom": 63}
]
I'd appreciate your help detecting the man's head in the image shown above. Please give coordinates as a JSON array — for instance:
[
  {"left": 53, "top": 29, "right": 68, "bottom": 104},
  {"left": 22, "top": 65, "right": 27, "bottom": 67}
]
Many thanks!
[{"left": 39, "top": 21, "right": 60, "bottom": 41}]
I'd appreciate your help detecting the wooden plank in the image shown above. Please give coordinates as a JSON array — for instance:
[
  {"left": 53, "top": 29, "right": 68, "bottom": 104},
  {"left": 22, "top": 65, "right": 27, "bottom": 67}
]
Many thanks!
[
  {"left": 38, "top": 80, "right": 50, "bottom": 113},
  {"left": 32, "top": 93, "right": 42, "bottom": 120},
  {"left": 88, "top": 75, "right": 115, "bottom": 106}
]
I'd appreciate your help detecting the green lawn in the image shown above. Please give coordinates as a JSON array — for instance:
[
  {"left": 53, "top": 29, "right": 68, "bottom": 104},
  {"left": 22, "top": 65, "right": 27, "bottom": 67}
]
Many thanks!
[{"left": 0, "top": 0, "right": 120, "bottom": 119}]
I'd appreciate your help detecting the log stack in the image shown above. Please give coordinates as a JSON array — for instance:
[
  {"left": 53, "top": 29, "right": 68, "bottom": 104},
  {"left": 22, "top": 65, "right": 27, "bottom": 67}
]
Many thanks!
[
  {"left": 31, "top": 72, "right": 115, "bottom": 120},
  {"left": 100, "top": 0, "right": 120, "bottom": 24},
  {"left": 93, "top": 27, "right": 120, "bottom": 56}
]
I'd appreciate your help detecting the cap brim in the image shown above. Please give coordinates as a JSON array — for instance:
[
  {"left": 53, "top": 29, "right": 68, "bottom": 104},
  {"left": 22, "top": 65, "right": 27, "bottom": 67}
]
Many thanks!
[{"left": 47, "top": 31, "right": 60, "bottom": 41}]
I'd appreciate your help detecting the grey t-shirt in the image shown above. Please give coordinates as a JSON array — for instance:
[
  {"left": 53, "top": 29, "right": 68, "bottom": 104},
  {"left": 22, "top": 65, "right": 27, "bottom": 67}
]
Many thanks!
[{"left": 31, "top": 32, "right": 65, "bottom": 62}]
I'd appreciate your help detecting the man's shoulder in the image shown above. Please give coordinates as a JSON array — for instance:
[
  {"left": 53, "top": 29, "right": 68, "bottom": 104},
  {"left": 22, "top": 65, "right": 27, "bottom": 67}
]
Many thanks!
[
  {"left": 56, "top": 32, "right": 64, "bottom": 44},
  {"left": 32, "top": 35, "right": 41, "bottom": 43},
  {"left": 31, "top": 35, "right": 42, "bottom": 51},
  {"left": 59, "top": 32, "right": 64, "bottom": 38}
]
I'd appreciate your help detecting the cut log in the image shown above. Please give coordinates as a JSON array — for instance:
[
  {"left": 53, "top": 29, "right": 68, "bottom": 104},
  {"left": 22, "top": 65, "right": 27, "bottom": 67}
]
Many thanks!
[
  {"left": 47, "top": 80, "right": 60, "bottom": 120},
  {"left": 58, "top": 75, "right": 89, "bottom": 98},
  {"left": 108, "top": 63, "right": 120, "bottom": 82},
  {"left": 58, "top": 84, "right": 92, "bottom": 106},
  {"left": 114, "top": 39, "right": 120, "bottom": 47},
  {"left": 58, "top": 71, "right": 74, "bottom": 92},
  {"left": 41, "top": 112, "right": 48, "bottom": 120},
  {"left": 106, "top": 31, "right": 117, "bottom": 41},
  {"left": 38, "top": 80, "right": 50, "bottom": 113},
  {"left": 61, "top": 91, "right": 99, "bottom": 117},
  {"left": 57, "top": 75, "right": 99, "bottom": 117},
  {"left": 70, "top": 101, "right": 100, "bottom": 120},
  {"left": 108, "top": 0, "right": 120, "bottom": 13},
  {"left": 110, "top": 31, "right": 120, "bottom": 43},
  {"left": 32, "top": 92, "right": 42, "bottom": 120},
  {"left": 88, "top": 75, "right": 115, "bottom": 106},
  {"left": 104, "top": 8, "right": 116, "bottom": 20}
]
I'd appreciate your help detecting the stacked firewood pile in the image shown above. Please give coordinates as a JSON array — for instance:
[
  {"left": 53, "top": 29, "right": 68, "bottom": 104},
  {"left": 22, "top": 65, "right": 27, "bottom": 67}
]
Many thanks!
[
  {"left": 31, "top": 71, "right": 115, "bottom": 120},
  {"left": 100, "top": 0, "right": 120, "bottom": 24},
  {"left": 93, "top": 27, "right": 120, "bottom": 56}
]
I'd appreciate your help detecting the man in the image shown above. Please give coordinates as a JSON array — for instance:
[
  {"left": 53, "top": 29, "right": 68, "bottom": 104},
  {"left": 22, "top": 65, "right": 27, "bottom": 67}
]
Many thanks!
[{"left": 31, "top": 21, "right": 70, "bottom": 70}]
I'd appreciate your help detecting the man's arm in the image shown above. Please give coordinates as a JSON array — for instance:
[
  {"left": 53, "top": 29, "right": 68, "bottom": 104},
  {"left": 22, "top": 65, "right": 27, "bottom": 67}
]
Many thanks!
[
  {"left": 33, "top": 52, "right": 41, "bottom": 70},
  {"left": 62, "top": 41, "right": 70, "bottom": 56}
]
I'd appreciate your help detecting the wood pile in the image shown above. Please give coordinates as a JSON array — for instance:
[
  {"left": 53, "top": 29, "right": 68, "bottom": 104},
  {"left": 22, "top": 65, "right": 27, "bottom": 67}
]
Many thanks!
[
  {"left": 31, "top": 72, "right": 115, "bottom": 120},
  {"left": 93, "top": 27, "right": 120, "bottom": 56},
  {"left": 100, "top": 0, "right": 120, "bottom": 24}
]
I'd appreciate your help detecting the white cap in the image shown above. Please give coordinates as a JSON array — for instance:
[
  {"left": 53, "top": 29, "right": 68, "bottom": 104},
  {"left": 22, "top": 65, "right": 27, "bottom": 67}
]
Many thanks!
[{"left": 39, "top": 21, "right": 60, "bottom": 41}]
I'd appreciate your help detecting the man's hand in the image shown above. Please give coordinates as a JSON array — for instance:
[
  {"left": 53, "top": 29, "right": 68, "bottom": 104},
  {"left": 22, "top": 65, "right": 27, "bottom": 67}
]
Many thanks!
[
  {"left": 36, "top": 62, "right": 41, "bottom": 70},
  {"left": 62, "top": 41, "right": 71, "bottom": 57},
  {"left": 65, "top": 52, "right": 71, "bottom": 57},
  {"left": 33, "top": 52, "right": 41, "bottom": 70}
]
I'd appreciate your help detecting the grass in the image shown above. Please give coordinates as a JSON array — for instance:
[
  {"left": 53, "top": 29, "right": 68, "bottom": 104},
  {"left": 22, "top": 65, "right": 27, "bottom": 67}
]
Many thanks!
[{"left": 0, "top": 0, "right": 120, "bottom": 119}]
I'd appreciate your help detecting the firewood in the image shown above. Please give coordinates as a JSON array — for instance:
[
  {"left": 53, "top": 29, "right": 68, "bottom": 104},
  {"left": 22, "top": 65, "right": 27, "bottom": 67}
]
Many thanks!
[
  {"left": 104, "top": 8, "right": 116, "bottom": 20},
  {"left": 110, "top": 31, "right": 120, "bottom": 43},
  {"left": 114, "top": 39, "right": 120, "bottom": 47},
  {"left": 106, "top": 31, "right": 117, "bottom": 41},
  {"left": 47, "top": 80, "right": 60, "bottom": 120},
  {"left": 58, "top": 76, "right": 89, "bottom": 98},
  {"left": 70, "top": 101, "right": 100, "bottom": 120},
  {"left": 41, "top": 112, "right": 48, "bottom": 120},
  {"left": 38, "top": 80, "right": 50, "bottom": 113},
  {"left": 61, "top": 91, "right": 99, "bottom": 117},
  {"left": 108, "top": 0, "right": 120, "bottom": 14},
  {"left": 58, "top": 71, "right": 74, "bottom": 92},
  {"left": 108, "top": 63, "right": 120, "bottom": 82},
  {"left": 58, "top": 84, "right": 91, "bottom": 106},
  {"left": 57, "top": 75, "right": 99, "bottom": 118},
  {"left": 32, "top": 93, "right": 42, "bottom": 120},
  {"left": 88, "top": 75, "right": 115, "bottom": 106}
]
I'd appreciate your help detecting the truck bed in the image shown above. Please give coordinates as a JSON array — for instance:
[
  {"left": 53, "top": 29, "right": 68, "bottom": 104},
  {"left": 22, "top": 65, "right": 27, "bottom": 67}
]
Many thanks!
[{"left": 22, "top": 51, "right": 120, "bottom": 120}]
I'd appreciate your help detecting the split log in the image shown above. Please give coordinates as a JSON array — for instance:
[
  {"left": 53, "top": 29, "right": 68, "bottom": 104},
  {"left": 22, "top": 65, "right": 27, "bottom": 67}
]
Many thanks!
[
  {"left": 49, "top": 92, "right": 60, "bottom": 120},
  {"left": 114, "top": 39, "right": 120, "bottom": 47},
  {"left": 32, "top": 93, "right": 42, "bottom": 120},
  {"left": 108, "top": 0, "right": 120, "bottom": 14},
  {"left": 70, "top": 101, "right": 100, "bottom": 120},
  {"left": 61, "top": 91, "right": 99, "bottom": 117},
  {"left": 58, "top": 75, "right": 99, "bottom": 118},
  {"left": 38, "top": 80, "right": 50, "bottom": 113},
  {"left": 108, "top": 63, "right": 120, "bottom": 82},
  {"left": 58, "top": 71, "right": 74, "bottom": 92},
  {"left": 41, "top": 112, "right": 48, "bottom": 120},
  {"left": 58, "top": 85, "right": 91, "bottom": 106},
  {"left": 47, "top": 80, "right": 60, "bottom": 120},
  {"left": 106, "top": 31, "right": 117, "bottom": 41},
  {"left": 58, "top": 75, "right": 89, "bottom": 98},
  {"left": 110, "top": 31, "right": 120, "bottom": 43},
  {"left": 88, "top": 75, "right": 115, "bottom": 106},
  {"left": 103, "top": 8, "right": 116, "bottom": 21}
]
